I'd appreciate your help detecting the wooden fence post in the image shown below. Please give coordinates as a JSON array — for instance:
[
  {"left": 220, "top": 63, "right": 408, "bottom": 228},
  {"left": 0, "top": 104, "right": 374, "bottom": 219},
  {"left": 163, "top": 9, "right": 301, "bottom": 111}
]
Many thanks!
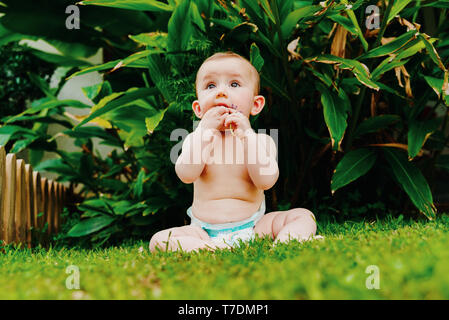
[
  {"left": 40, "top": 177, "right": 49, "bottom": 242},
  {"left": 3, "top": 154, "right": 17, "bottom": 244},
  {"left": 32, "top": 171, "right": 42, "bottom": 244},
  {"left": 51, "top": 181, "right": 59, "bottom": 234},
  {"left": 15, "top": 159, "right": 27, "bottom": 245},
  {"left": 24, "top": 164, "right": 34, "bottom": 248},
  {"left": 0, "top": 146, "right": 5, "bottom": 244},
  {"left": 47, "top": 179, "right": 54, "bottom": 237}
]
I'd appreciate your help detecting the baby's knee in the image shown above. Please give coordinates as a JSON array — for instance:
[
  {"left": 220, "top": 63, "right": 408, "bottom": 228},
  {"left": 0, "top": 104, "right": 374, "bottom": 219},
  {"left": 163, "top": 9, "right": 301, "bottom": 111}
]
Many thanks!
[{"left": 288, "top": 208, "right": 316, "bottom": 224}]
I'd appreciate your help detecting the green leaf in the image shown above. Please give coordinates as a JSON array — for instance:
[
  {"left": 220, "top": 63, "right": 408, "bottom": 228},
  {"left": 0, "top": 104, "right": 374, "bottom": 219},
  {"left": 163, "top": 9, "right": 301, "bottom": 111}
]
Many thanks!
[
  {"left": 167, "top": 0, "right": 193, "bottom": 52},
  {"left": 5, "top": 99, "right": 91, "bottom": 124},
  {"left": 250, "top": 42, "right": 264, "bottom": 72},
  {"left": 67, "top": 215, "right": 116, "bottom": 237},
  {"left": 129, "top": 32, "right": 168, "bottom": 49},
  {"left": 383, "top": 148, "right": 436, "bottom": 220},
  {"left": 74, "top": 87, "right": 159, "bottom": 129},
  {"left": 317, "top": 85, "right": 349, "bottom": 151},
  {"left": 11, "top": 137, "right": 39, "bottom": 153},
  {"left": 281, "top": 5, "right": 320, "bottom": 39},
  {"left": 354, "top": 115, "right": 401, "bottom": 138},
  {"left": 68, "top": 50, "right": 156, "bottom": 79},
  {"left": 423, "top": 75, "right": 449, "bottom": 106},
  {"left": 343, "top": 2, "right": 368, "bottom": 51},
  {"left": 259, "top": 0, "right": 276, "bottom": 24},
  {"left": 133, "top": 169, "right": 146, "bottom": 198},
  {"left": 408, "top": 118, "right": 441, "bottom": 160},
  {"left": 371, "top": 57, "right": 410, "bottom": 81},
  {"left": 0, "top": 125, "right": 37, "bottom": 146},
  {"left": 30, "top": 49, "right": 91, "bottom": 68},
  {"left": 418, "top": 34, "right": 447, "bottom": 71},
  {"left": 395, "top": 38, "right": 436, "bottom": 60},
  {"left": 328, "top": 14, "right": 357, "bottom": 35},
  {"left": 145, "top": 107, "right": 168, "bottom": 134},
  {"left": 331, "top": 148, "right": 377, "bottom": 193},
  {"left": 78, "top": 0, "right": 173, "bottom": 12},
  {"left": 358, "top": 30, "right": 417, "bottom": 60},
  {"left": 387, "top": 0, "right": 414, "bottom": 24},
  {"left": 308, "top": 55, "right": 380, "bottom": 90}
]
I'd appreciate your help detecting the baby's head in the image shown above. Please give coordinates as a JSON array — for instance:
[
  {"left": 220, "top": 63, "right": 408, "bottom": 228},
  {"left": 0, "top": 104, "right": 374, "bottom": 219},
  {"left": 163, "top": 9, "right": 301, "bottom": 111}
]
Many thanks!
[{"left": 192, "top": 51, "right": 265, "bottom": 119}]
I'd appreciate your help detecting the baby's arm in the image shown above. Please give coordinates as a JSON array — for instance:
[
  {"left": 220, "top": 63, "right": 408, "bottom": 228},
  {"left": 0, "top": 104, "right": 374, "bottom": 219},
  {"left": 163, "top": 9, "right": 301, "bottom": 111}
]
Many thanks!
[
  {"left": 244, "top": 131, "right": 279, "bottom": 190},
  {"left": 175, "top": 127, "right": 218, "bottom": 183},
  {"left": 175, "top": 128, "right": 212, "bottom": 183},
  {"left": 176, "top": 106, "right": 229, "bottom": 183}
]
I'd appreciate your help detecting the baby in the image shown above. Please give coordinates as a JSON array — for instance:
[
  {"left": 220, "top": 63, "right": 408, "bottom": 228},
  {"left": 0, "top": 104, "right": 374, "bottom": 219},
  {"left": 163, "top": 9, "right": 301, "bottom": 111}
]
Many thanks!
[{"left": 149, "top": 52, "right": 317, "bottom": 252}]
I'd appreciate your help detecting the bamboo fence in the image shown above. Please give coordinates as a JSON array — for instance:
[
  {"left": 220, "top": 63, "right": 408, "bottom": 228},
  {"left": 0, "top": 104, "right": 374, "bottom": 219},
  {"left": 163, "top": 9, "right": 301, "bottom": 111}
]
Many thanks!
[{"left": 0, "top": 146, "right": 70, "bottom": 247}]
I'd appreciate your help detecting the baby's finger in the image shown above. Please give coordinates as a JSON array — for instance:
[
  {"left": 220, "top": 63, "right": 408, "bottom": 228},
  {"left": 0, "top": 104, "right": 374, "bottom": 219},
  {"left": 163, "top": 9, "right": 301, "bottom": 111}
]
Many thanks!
[
  {"left": 224, "top": 116, "right": 238, "bottom": 127},
  {"left": 215, "top": 106, "right": 231, "bottom": 114}
]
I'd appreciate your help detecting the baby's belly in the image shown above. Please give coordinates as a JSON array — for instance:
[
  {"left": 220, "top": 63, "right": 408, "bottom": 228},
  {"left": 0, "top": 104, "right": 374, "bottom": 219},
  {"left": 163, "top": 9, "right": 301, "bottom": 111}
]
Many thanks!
[{"left": 191, "top": 195, "right": 264, "bottom": 224}]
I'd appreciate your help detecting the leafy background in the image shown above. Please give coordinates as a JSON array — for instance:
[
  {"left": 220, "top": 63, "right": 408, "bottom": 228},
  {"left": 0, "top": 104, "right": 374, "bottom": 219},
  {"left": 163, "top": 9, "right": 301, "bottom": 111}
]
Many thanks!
[{"left": 1, "top": 0, "right": 448, "bottom": 246}]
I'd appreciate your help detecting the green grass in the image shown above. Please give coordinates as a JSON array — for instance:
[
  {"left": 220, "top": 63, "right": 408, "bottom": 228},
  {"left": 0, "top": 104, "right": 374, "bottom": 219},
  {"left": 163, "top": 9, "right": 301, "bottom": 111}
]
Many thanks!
[{"left": 1, "top": 214, "right": 449, "bottom": 299}]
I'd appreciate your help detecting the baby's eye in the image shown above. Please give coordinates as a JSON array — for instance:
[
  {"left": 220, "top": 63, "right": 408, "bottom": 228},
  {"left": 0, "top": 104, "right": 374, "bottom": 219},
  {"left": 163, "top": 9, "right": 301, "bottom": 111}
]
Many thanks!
[
  {"left": 230, "top": 82, "right": 240, "bottom": 88},
  {"left": 206, "top": 83, "right": 216, "bottom": 89}
]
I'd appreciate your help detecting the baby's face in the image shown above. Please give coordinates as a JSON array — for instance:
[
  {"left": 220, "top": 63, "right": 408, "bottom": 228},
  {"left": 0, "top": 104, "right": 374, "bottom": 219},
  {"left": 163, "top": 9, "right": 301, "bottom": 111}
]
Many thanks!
[{"left": 193, "top": 57, "right": 262, "bottom": 118}]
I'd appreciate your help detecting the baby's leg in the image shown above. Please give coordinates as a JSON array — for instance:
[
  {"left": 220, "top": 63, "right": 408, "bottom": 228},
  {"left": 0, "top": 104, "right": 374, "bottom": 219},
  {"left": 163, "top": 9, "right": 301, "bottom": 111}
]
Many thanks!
[
  {"left": 254, "top": 208, "right": 317, "bottom": 243},
  {"left": 149, "top": 225, "right": 215, "bottom": 253}
]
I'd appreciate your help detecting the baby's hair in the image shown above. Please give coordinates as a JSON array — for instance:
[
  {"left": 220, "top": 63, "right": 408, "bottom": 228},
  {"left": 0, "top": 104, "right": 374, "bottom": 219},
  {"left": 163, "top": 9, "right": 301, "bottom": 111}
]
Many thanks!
[{"left": 195, "top": 51, "right": 260, "bottom": 94}]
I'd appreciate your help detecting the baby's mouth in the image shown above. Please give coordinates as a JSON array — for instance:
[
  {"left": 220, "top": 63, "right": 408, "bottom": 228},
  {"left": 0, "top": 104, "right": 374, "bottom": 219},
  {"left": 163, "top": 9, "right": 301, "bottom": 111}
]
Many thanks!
[{"left": 215, "top": 103, "right": 238, "bottom": 110}]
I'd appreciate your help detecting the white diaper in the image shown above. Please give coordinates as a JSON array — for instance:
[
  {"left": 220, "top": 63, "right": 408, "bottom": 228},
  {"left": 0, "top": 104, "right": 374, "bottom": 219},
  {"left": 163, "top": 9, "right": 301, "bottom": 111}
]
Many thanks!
[{"left": 186, "top": 199, "right": 266, "bottom": 247}]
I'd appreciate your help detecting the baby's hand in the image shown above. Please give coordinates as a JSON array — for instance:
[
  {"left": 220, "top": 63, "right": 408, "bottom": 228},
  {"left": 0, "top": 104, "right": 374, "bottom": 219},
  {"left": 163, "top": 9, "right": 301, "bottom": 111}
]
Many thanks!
[
  {"left": 224, "top": 107, "right": 252, "bottom": 139},
  {"left": 199, "top": 106, "right": 230, "bottom": 132}
]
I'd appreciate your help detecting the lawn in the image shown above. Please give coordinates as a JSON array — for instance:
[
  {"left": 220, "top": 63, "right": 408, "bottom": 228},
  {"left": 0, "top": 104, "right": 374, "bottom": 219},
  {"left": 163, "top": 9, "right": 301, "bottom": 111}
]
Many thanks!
[{"left": 1, "top": 214, "right": 449, "bottom": 300}]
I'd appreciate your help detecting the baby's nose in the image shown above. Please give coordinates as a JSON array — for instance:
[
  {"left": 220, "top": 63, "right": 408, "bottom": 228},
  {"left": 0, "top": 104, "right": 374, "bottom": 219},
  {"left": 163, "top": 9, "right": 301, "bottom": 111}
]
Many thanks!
[{"left": 216, "top": 88, "right": 228, "bottom": 98}]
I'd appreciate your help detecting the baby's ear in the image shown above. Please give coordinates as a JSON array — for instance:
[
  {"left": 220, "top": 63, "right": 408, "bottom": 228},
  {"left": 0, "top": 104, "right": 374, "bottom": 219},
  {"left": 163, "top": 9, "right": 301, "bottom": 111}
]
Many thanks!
[
  {"left": 250, "top": 95, "right": 265, "bottom": 116},
  {"left": 192, "top": 100, "right": 202, "bottom": 118}
]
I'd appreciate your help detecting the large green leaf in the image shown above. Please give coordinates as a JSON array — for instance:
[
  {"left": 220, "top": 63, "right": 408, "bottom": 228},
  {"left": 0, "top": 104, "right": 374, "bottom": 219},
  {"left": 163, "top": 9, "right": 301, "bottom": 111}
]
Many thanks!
[
  {"left": 129, "top": 32, "right": 168, "bottom": 49},
  {"left": 167, "top": 0, "right": 192, "bottom": 52},
  {"left": 0, "top": 125, "right": 37, "bottom": 147},
  {"left": 74, "top": 87, "right": 159, "bottom": 129},
  {"left": 383, "top": 148, "right": 436, "bottom": 220},
  {"left": 67, "top": 215, "right": 116, "bottom": 237},
  {"left": 341, "top": 0, "right": 368, "bottom": 51},
  {"left": 371, "top": 56, "right": 410, "bottom": 81},
  {"left": 317, "top": 85, "right": 349, "bottom": 151},
  {"left": 358, "top": 30, "right": 417, "bottom": 60},
  {"left": 418, "top": 34, "right": 447, "bottom": 71},
  {"left": 68, "top": 50, "right": 156, "bottom": 79},
  {"left": 331, "top": 148, "right": 377, "bottom": 194},
  {"left": 408, "top": 118, "right": 441, "bottom": 160},
  {"left": 354, "top": 115, "right": 401, "bottom": 138},
  {"left": 281, "top": 5, "right": 320, "bottom": 39},
  {"left": 78, "top": 0, "right": 173, "bottom": 12},
  {"left": 423, "top": 75, "right": 449, "bottom": 106},
  {"left": 307, "top": 55, "right": 380, "bottom": 90},
  {"left": 387, "top": 0, "right": 414, "bottom": 23},
  {"left": 145, "top": 107, "right": 168, "bottom": 134},
  {"left": 250, "top": 42, "right": 264, "bottom": 72},
  {"left": 4, "top": 99, "right": 91, "bottom": 124}
]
